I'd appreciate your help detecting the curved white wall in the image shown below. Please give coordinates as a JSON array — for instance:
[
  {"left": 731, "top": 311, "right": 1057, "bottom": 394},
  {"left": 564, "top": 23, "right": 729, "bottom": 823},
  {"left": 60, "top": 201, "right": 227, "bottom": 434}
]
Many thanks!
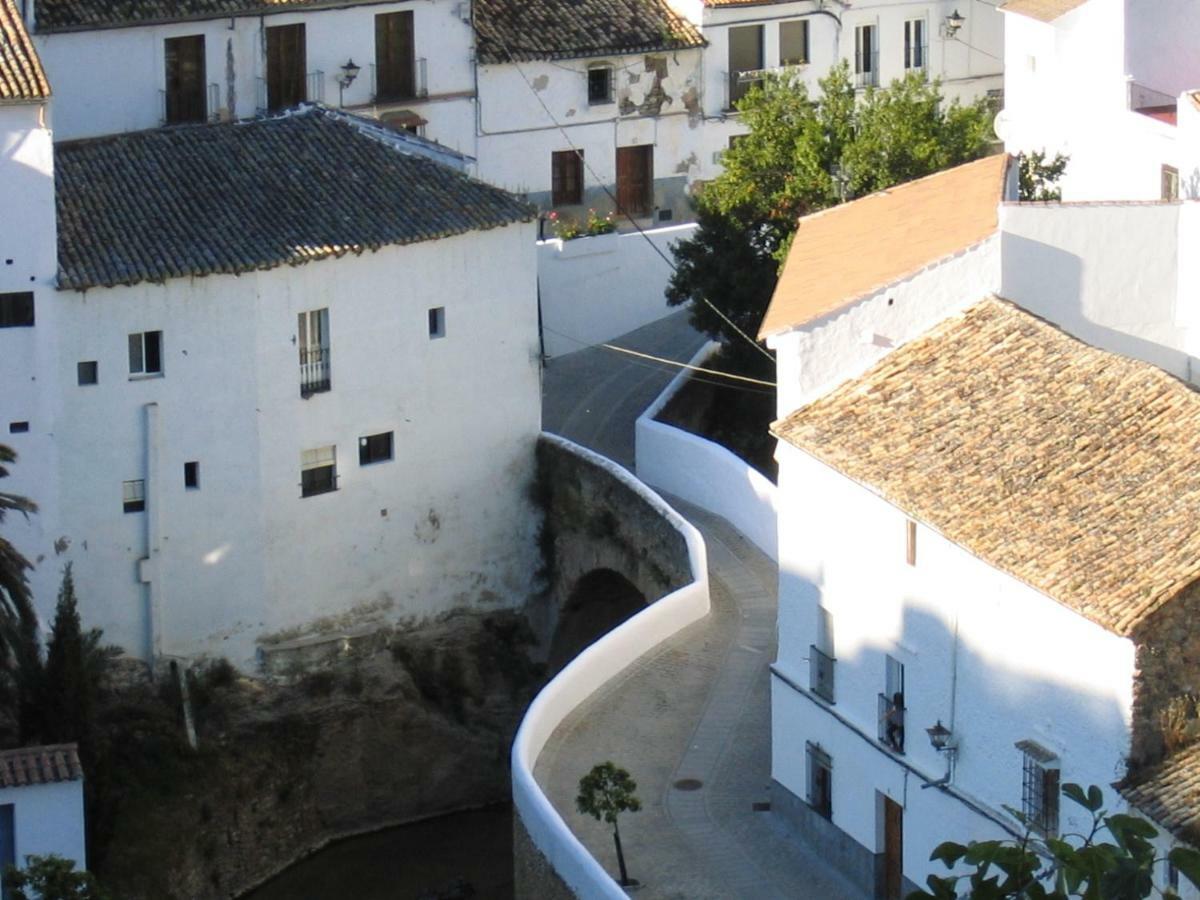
[{"left": 511, "top": 433, "right": 709, "bottom": 899}]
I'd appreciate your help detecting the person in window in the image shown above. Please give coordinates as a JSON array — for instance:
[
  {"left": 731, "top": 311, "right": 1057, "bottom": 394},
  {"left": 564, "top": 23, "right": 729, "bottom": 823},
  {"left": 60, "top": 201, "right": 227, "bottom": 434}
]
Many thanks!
[{"left": 882, "top": 692, "right": 904, "bottom": 751}]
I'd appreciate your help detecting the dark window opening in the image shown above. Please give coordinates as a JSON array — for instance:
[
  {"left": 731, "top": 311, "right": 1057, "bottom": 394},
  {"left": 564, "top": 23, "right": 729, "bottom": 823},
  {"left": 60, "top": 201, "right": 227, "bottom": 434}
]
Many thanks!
[
  {"left": 728, "top": 24, "right": 764, "bottom": 107},
  {"left": 266, "top": 23, "right": 306, "bottom": 111},
  {"left": 77, "top": 361, "right": 98, "bottom": 385},
  {"left": 806, "top": 742, "right": 833, "bottom": 819},
  {"left": 359, "top": 431, "right": 394, "bottom": 465},
  {"left": 780, "top": 20, "right": 809, "bottom": 66},
  {"left": 123, "top": 479, "right": 145, "bottom": 513},
  {"left": 879, "top": 656, "right": 906, "bottom": 753},
  {"left": 298, "top": 308, "right": 331, "bottom": 396},
  {"left": 184, "top": 461, "right": 200, "bottom": 489},
  {"left": 0, "top": 291, "right": 34, "bottom": 328},
  {"left": 428, "top": 306, "right": 446, "bottom": 339},
  {"left": 1018, "top": 740, "right": 1060, "bottom": 835},
  {"left": 588, "top": 66, "right": 613, "bottom": 104},
  {"left": 551, "top": 149, "right": 584, "bottom": 206},
  {"left": 129, "top": 331, "right": 163, "bottom": 376},
  {"left": 375, "top": 11, "right": 415, "bottom": 101},
  {"left": 165, "top": 34, "right": 207, "bottom": 124},
  {"left": 8, "top": 422, "right": 28, "bottom": 434},
  {"left": 301, "top": 446, "right": 337, "bottom": 497}
]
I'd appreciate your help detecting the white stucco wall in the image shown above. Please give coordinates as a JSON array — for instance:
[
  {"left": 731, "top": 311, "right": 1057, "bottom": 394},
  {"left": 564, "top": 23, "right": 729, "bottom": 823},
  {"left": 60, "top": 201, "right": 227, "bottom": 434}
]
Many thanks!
[
  {"left": 772, "top": 440, "right": 1137, "bottom": 888},
  {"left": 0, "top": 221, "right": 542, "bottom": 667},
  {"left": 536, "top": 223, "right": 695, "bottom": 357},
  {"left": 0, "top": 780, "right": 86, "bottom": 871},
  {"left": 33, "top": 0, "right": 476, "bottom": 151}
]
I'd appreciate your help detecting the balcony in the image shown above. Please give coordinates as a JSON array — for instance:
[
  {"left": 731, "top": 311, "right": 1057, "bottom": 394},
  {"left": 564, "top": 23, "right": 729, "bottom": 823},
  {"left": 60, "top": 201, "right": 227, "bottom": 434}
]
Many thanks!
[
  {"left": 855, "top": 52, "right": 879, "bottom": 89},
  {"left": 878, "top": 693, "right": 905, "bottom": 753},
  {"left": 371, "top": 57, "right": 428, "bottom": 104},
  {"left": 256, "top": 71, "right": 325, "bottom": 114},
  {"left": 809, "top": 645, "right": 835, "bottom": 703},
  {"left": 159, "top": 83, "right": 221, "bottom": 126},
  {"left": 300, "top": 346, "right": 331, "bottom": 398}
]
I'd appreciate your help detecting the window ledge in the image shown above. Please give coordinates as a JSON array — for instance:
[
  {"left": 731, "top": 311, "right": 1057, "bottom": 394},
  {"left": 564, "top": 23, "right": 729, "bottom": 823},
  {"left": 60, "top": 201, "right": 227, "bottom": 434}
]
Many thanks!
[{"left": 128, "top": 373, "right": 164, "bottom": 381}]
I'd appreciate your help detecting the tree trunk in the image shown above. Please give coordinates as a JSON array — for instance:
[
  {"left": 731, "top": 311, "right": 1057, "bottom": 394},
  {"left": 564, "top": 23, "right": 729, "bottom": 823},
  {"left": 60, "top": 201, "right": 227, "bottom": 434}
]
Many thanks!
[{"left": 613, "top": 819, "right": 630, "bottom": 886}]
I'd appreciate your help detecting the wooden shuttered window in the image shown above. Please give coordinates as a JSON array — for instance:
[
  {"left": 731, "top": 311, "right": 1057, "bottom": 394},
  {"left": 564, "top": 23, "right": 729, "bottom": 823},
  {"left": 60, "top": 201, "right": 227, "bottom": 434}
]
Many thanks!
[
  {"left": 267, "top": 23, "right": 306, "bottom": 112},
  {"left": 616, "top": 145, "right": 653, "bottom": 216},
  {"left": 165, "top": 35, "right": 206, "bottom": 124},
  {"left": 551, "top": 150, "right": 584, "bottom": 206},
  {"left": 375, "top": 11, "right": 415, "bottom": 101}
]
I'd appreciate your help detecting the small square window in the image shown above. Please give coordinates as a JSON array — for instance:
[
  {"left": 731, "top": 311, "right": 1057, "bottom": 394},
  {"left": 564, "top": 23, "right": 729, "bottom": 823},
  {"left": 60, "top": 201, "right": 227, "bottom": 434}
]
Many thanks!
[
  {"left": 8, "top": 421, "right": 29, "bottom": 434},
  {"left": 428, "top": 307, "right": 446, "bottom": 339},
  {"left": 0, "top": 292, "right": 34, "bottom": 328},
  {"left": 129, "top": 330, "right": 163, "bottom": 376},
  {"left": 184, "top": 461, "right": 200, "bottom": 489},
  {"left": 588, "top": 66, "right": 613, "bottom": 104},
  {"left": 359, "top": 431, "right": 394, "bottom": 465},
  {"left": 300, "top": 445, "right": 337, "bottom": 497},
  {"left": 77, "top": 361, "right": 98, "bottom": 385},
  {"left": 123, "top": 479, "right": 146, "bottom": 513}
]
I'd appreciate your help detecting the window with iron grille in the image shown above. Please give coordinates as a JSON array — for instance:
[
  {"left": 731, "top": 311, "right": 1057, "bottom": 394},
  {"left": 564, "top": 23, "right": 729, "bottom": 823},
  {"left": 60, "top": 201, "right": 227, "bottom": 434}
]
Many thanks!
[
  {"left": 587, "top": 65, "right": 613, "bottom": 104},
  {"left": 301, "top": 445, "right": 337, "bottom": 497},
  {"left": 551, "top": 150, "right": 584, "bottom": 206},
  {"left": 810, "top": 607, "right": 835, "bottom": 702},
  {"left": 298, "top": 308, "right": 330, "bottom": 397},
  {"left": 1017, "top": 740, "right": 1059, "bottom": 834},
  {"left": 806, "top": 742, "right": 832, "bottom": 819}
]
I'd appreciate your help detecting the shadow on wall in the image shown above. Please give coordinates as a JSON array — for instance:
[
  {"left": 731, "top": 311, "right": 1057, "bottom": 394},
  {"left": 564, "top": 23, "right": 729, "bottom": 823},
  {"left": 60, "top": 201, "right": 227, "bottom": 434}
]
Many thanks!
[{"left": 546, "top": 569, "right": 647, "bottom": 674}]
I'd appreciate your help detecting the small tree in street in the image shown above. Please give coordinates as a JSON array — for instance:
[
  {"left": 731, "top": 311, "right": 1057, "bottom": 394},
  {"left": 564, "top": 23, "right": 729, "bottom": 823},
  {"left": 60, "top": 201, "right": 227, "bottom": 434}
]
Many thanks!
[
  {"left": 577, "top": 762, "right": 642, "bottom": 887},
  {"left": 5, "top": 854, "right": 109, "bottom": 900}
]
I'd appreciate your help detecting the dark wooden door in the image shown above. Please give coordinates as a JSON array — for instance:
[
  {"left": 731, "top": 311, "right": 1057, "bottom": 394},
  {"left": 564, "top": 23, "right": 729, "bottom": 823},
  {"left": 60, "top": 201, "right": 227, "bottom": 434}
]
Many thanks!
[
  {"left": 165, "top": 34, "right": 206, "bottom": 124},
  {"left": 616, "top": 145, "right": 653, "bottom": 215},
  {"left": 883, "top": 797, "right": 903, "bottom": 900},
  {"left": 267, "top": 23, "right": 306, "bottom": 111},
  {"left": 375, "top": 11, "right": 415, "bottom": 100}
]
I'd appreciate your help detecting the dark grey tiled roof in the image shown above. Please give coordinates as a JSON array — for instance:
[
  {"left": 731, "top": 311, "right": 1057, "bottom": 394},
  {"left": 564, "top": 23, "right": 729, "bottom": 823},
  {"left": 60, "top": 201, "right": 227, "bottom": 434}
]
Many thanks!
[
  {"left": 0, "top": 743, "right": 83, "bottom": 786},
  {"left": 55, "top": 107, "right": 535, "bottom": 291},
  {"left": 1, "top": 0, "right": 50, "bottom": 101},
  {"left": 35, "top": 0, "right": 388, "bottom": 32},
  {"left": 475, "top": 0, "right": 705, "bottom": 64},
  {"left": 1122, "top": 742, "right": 1200, "bottom": 845}
]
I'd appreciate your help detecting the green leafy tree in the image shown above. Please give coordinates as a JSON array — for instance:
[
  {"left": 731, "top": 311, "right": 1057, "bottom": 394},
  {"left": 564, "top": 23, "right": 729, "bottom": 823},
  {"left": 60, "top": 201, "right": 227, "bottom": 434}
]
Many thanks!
[
  {"left": 1019, "top": 151, "right": 1069, "bottom": 202},
  {"left": 911, "top": 784, "right": 1200, "bottom": 899},
  {"left": 0, "top": 444, "right": 42, "bottom": 742},
  {"left": 668, "top": 64, "right": 996, "bottom": 352},
  {"left": 576, "top": 761, "right": 642, "bottom": 887},
  {"left": 4, "top": 854, "right": 109, "bottom": 900}
]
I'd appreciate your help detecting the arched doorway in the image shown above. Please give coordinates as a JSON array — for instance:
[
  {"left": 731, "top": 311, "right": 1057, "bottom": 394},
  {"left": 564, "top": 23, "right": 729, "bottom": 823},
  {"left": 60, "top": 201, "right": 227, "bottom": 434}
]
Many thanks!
[{"left": 547, "top": 569, "right": 647, "bottom": 673}]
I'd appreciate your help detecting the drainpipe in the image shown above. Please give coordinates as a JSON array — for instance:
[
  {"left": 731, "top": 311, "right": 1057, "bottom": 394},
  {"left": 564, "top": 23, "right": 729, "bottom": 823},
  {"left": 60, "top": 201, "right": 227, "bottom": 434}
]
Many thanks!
[{"left": 137, "top": 402, "right": 163, "bottom": 663}]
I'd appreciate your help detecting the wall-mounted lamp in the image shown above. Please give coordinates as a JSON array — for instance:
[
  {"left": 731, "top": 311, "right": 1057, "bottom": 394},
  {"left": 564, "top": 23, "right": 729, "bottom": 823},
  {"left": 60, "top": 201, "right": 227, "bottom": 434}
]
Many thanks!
[
  {"left": 336, "top": 58, "right": 361, "bottom": 106},
  {"left": 922, "top": 720, "right": 958, "bottom": 789},
  {"left": 942, "top": 9, "right": 965, "bottom": 39}
]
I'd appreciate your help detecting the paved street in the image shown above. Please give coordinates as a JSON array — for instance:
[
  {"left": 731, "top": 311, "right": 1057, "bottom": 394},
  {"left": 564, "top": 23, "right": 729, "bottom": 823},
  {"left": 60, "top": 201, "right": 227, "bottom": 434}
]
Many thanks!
[{"left": 538, "top": 320, "right": 869, "bottom": 898}]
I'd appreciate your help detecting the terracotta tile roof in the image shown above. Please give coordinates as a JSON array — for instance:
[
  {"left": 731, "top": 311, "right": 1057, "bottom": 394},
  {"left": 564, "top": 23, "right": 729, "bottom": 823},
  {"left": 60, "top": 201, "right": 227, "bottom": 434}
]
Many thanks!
[
  {"left": 1121, "top": 742, "right": 1200, "bottom": 844},
  {"left": 759, "top": 155, "right": 1009, "bottom": 339},
  {"left": 34, "top": 0, "right": 388, "bottom": 32},
  {"left": 0, "top": 743, "right": 83, "bottom": 787},
  {"left": 772, "top": 297, "right": 1200, "bottom": 638},
  {"left": 54, "top": 107, "right": 535, "bottom": 291},
  {"left": 999, "top": 0, "right": 1090, "bottom": 22},
  {"left": 475, "top": 0, "right": 705, "bottom": 64},
  {"left": 0, "top": 0, "right": 49, "bottom": 101}
]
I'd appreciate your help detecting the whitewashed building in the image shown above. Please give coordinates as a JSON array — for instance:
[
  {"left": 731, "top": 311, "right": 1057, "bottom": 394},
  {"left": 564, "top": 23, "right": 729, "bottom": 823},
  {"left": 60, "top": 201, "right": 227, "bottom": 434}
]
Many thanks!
[
  {"left": 29, "top": 0, "right": 478, "bottom": 152},
  {"left": 759, "top": 155, "right": 1200, "bottom": 897},
  {"left": 1000, "top": 0, "right": 1200, "bottom": 201},
  {"left": 0, "top": 744, "right": 87, "bottom": 876},
  {"left": 1, "top": 103, "right": 543, "bottom": 669}
]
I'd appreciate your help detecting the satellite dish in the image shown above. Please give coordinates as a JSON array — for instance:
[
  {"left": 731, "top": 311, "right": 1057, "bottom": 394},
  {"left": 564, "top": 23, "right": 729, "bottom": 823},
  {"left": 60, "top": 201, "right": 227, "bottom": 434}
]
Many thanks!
[{"left": 993, "top": 110, "right": 1012, "bottom": 144}]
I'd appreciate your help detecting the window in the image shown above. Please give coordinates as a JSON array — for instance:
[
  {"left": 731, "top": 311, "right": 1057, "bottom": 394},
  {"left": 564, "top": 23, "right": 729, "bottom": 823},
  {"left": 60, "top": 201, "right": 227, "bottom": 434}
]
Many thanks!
[
  {"left": 780, "top": 20, "right": 809, "bottom": 66},
  {"left": 428, "top": 306, "right": 446, "bottom": 339},
  {"left": 855, "top": 24, "right": 878, "bottom": 87},
  {"left": 129, "top": 330, "right": 163, "bottom": 376},
  {"left": 728, "top": 24, "right": 764, "bottom": 106},
  {"left": 0, "top": 291, "right": 33, "bottom": 328},
  {"left": 616, "top": 144, "right": 654, "bottom": 216},
  {"left": 906, "top": 518, "right": 917, "bottom": 566},
  {"left": 375, "top": 11, "right": 415, "bottom": 101},
  {"left": 810, "top": 607, "right": 835, "bottom": 703},
  {"left": 8, "top": 422, "right": 28, "bottom": 434},
  {"left": 806, "top": 742, "right": 833, "bottom": 819},
  {"left": 300, "top": 445, "right": 337, "bottom": 497},
  {"left": 879, "top": 656, "right": 905, "bottom": 753},
  {"left": 359, "top": 431, "right": 394, "bottom": 465},
  {"left": 165, "top": 35, "right": 206, "bottom": 124},
  {"left": 298, "top": 308, "right": 330, "bottom": 397},
  {"left": 1163, "top": 164, "right": 1180, "bottom": 201},
  {"left": 266, "top": 23, "right": 306, "bottom": 112},
  {"left": 1017, "top": 740, "right": 1060, "bottom": 834},
  {"left": 77, "top": 361, "right": 98, "bottom": 385},
  {"left": 184, "top": 461, "right": 200, "bottom": 489},
  {"left": 904, "top": 19, "right": 926, "bottom": 72},
  {"left": 123, "top": 479, "right": 145, "bottom": 513},
  {"left": 551, "top": 149, "right": 584, "bottom": 206},
  {"left": 587, "top": 65, "right": 613, "bottom": 104}
]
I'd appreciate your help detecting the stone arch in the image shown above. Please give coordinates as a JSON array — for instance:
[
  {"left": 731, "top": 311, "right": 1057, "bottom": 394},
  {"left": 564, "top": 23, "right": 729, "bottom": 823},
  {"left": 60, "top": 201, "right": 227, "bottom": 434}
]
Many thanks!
[{"left": 547, "top": 568, "right": 647, "bottom": 673}]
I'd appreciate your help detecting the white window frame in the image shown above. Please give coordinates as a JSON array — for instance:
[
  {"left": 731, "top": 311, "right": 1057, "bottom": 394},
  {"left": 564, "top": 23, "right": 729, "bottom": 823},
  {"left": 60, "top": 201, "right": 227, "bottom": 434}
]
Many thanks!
[
  {"left": 855, "top": 23, "right": 878, "bottom": 87},
  {"left": 587, "top": 63, "right": 614, "bottom": 105},
  {"left": 904, "top": 18, "right": 927, "bottom": 72},
  {"left": 128, "top": 330, "right": 163, "bottom": 377},
  {"left": 300, "top": 445, "right": 337, "bottom": 497},
  {"left": 123, "top": 479, "right": 146, "bottom": 513}
]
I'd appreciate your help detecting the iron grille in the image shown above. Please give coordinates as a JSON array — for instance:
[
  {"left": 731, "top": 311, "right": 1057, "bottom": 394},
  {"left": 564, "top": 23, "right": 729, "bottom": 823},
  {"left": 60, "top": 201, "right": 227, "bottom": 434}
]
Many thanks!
[{"left": 810, "top": 645, "right": 835, "bottom": 703}]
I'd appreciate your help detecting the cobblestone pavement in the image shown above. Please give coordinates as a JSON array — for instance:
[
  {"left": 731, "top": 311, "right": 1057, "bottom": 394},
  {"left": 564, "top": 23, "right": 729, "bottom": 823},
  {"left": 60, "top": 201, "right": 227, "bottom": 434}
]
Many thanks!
[{"left": 533, "top": 501, "right": 869, "bottom": 900}]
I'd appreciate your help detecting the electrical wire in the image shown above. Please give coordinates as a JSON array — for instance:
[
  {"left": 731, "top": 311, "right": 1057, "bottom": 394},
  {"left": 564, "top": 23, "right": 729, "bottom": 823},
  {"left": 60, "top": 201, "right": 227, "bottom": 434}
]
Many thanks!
[{"left": 493, "top": 35, "right": 777, "bottom": 365}]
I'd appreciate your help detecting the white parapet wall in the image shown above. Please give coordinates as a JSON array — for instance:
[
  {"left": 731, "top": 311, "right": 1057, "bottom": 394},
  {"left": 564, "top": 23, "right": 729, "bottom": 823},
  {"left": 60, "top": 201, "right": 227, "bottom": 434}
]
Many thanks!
[
  {"left": 634, "top": 343, "right": 779, "bottom": 561},
  {"left": 537, "top": 223, "right": 698, "bottom": 358},
  {"left": 511, "top": 433, "right": 710, "bottom": 899}
]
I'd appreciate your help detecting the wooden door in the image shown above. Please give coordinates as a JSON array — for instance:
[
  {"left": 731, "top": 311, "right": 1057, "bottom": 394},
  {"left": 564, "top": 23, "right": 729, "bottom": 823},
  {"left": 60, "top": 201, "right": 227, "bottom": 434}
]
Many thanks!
[
  {"left": 616, "top": 145, "right": 653, "bottom": 216},
  {"left": 882, "top": 797, "right": 903, "bottom": 900},
  {"left": 165, "top": 34, "right": 206, "bottom": 124},
  {"left": 267, "top": 23, "right": 306, "bottom": 111},
  {"left": 375, "top": 11, "right": 415, "bottom": 100}
]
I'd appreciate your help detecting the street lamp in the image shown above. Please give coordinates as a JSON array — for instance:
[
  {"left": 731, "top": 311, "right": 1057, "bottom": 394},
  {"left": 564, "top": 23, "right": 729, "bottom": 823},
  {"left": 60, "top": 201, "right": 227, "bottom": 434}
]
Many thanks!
[
  {"left": 336, "top": 58, "right": 361, "bottom": 107},
  {"left": 942, "top": 9, "right": 965, "bottom": 39}
]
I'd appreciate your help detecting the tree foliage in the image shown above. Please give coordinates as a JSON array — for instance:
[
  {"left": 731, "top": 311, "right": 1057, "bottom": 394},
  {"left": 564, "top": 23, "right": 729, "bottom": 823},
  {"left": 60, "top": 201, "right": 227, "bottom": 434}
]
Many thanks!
[
  {"left": 577, "top": 761, "right": 642, "bottom": 886},
  {"left": 4, "top": 854, "right": 110, "bottom": 900},
  {"left": 1018, "top": 151, "right": 1069, "bottom": 202},
  {"left": 0, "top": 444, "right": 42, "bottom": 742},
  {"left": 911, "top": 784, "right": 1200, "bottom": 899},
  {"left": 668, "top": 64, "right": 997, "bottom": 351}
]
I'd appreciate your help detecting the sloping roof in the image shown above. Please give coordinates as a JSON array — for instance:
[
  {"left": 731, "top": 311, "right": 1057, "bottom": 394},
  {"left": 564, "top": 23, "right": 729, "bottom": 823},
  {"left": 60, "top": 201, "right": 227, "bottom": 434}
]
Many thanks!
[
  {"left": 772, "top": 297, "right": 1200, "bottom": 638},
  {"left": 0, "top": 743, "right": 83, "bottom": 787},
  {"left": 34, "top": 0, "right": 388, "bottom": 32},
  {"left": 1122, "top": 742, "right": 1200, "bottom": 845},
  {"left": 0, "top": 0, "right": 49, "bottom": 101},
  {"left": 759, "top": 154, "right": 1009, "bottom": 339},
  {"left": 999, "top": 0, "right": 1090, "bottom": 22},
  {"left": 474, "top": 0, "right": 705, "bottom": 64},
  {"left": 55, "top": 107, "right": 535, "bottom": 291}
]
